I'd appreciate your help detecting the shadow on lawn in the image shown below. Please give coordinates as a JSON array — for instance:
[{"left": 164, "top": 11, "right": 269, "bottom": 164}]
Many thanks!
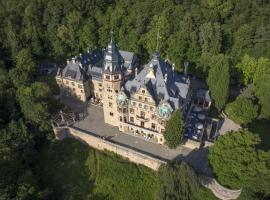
[
  {"left": 36, "top": 139, "right": 109, "bottom": 200},
  {"left": 172, "top": 147, "right": 213, "bottom": 177}
]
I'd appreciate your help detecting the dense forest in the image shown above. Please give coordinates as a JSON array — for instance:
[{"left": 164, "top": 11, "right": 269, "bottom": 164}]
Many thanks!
[{"left": 0, "top": 0, "right": 270, "bottom": 199}]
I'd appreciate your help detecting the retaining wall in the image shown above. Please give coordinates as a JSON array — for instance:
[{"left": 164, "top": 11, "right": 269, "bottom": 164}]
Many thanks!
[
  {"left": 54, "top": 126, "right": 166, "bottom": 171},
  {"left": 53, "top": 126, "right": 242, "bottom": 200}
]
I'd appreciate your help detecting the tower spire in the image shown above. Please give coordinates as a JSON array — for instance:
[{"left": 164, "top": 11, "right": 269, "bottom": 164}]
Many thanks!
[{"left": 110, "top": 30, "right": 114, "bottom": 43}]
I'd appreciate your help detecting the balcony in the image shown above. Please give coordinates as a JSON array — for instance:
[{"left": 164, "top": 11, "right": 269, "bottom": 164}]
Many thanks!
[{"left": 136, "top": 115, "right": 149, "bottom": 122}]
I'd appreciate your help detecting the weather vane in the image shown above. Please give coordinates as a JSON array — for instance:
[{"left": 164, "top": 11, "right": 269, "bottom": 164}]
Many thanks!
[
  {"left": 156, "top": 26, "right": 161, "bottom": 51},
  {"left": 110, "top": 30, "right": 114, "bottom": 42}
]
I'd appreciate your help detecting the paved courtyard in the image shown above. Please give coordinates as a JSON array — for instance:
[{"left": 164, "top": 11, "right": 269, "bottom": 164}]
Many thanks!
[{"left": 60, "top": 96, "right": 212, "bottom": 175}]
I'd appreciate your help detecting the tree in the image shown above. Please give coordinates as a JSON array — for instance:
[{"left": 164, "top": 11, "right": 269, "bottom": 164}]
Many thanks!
[
  {"left": 236, "top": 55, "right": 258, "bottom": 85},
  {"left": 208, "top": 130, "right": 270, "bottom": 189},
  {"left": 199, "top": 22, "right": 222, "bottom": 55},
  {"left": 253, "top": 57, "right": 270, "bottom": 119},
  {"left": 159, "top": 161, "right": 200, "bottom": 200},
  {"left": 79, "top": 18, "right": 98, "bottom": 51},
  {"left": 9, "top": 48, "right": 37, "bottom": 88},
  {"left": 143, "top": 15, "right": 170, "bottom": 56},
  {"left": 17, "top": 82, "right": 51, "bottom": 132},
  {"left": 207, "top": 54, "right": 230, "bottom": 110},
  {"left": 225, "top": 97, "right": 258, "bottom": 125},
  {"left": 164, "top": 109, "right": 184, "bottom": 149}
]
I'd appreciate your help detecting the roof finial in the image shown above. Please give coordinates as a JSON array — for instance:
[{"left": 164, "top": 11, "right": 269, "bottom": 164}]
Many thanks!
[
  {"left": 110, "top": 30, "right": 114, "bottom": 43},
  {"left": 156, "top": 25, "right": 161, "bottom": 51}
]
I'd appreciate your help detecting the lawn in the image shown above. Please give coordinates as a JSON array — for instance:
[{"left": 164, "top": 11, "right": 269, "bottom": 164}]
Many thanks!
[{"left": 36, "top": 138, "right": 160, "bottom": 200}]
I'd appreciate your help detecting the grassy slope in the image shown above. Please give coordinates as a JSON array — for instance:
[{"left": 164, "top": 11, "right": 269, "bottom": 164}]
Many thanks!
[{"left": 37, "top": 138, "right": 160, "bottom": 200}]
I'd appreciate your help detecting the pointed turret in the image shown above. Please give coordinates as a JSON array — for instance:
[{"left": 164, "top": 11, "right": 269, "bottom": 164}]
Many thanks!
[{"left": 104, "top": 32, "right": 123, "bottom": 73}]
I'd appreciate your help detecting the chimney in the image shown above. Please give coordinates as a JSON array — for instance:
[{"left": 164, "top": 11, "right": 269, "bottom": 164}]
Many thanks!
[
  {"left": 66, "top": 59, "right": 70, "bottom": 64},
  {"left": 172, "top": 63, "right": 175, "bottom": 72},
  {"left": 72, "top": 57, "right": 76, "bottom": 63},
  {"left": 164, "top": 73, "right": 168, "bottom": 83},
  {"left": 184, "top": 61, "right": 189, "bottom": 77},
  {"left": 135, "top": 67, "right": 138, "bottom": 76}
]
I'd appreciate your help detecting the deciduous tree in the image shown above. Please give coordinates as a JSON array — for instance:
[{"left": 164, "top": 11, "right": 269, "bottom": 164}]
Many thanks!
[
  {"left": 207, "top": 54, "right": 230, "bottom": 110},
  {"left": 208, "top": 131, "right": 270, "bottom": 189},
  {"left": 225, "top": 97, "right": 258, "bottom": 125},
  {"left": 164, "top": 109, "right": 184, "bottom": 149}
]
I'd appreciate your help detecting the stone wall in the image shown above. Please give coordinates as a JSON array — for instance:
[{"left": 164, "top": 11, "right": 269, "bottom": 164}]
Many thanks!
[
  {"left": 54, "top": 126, "right": 166, "bottom": 171},
  {"left": 199, "top": 175, "right": 242, "bottom": 200},
  {"left": 53, "top": 126, "right": 242, "bottom": 200}
]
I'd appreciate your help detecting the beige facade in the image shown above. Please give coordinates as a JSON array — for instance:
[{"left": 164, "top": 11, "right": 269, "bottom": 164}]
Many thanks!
[
  {"left": 56, "top": 38, "right": 191, "bottom": 145},
  {"left": 56, "top": 75, "right": 91, "bottom": 102},
  {"left": 91, "top": 79, "right": 103, "bottom": 100},
  {"left": 102, "top": 72, "right": 122, "bottom": 126}
]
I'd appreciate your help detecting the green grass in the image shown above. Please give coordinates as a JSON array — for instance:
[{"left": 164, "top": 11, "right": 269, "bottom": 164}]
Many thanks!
[
  {"left": 192, "top": 188, "right": 219, "bottom": 200},
  {"left": 37, "top": 138, "right": 160, "bottom": 200}
]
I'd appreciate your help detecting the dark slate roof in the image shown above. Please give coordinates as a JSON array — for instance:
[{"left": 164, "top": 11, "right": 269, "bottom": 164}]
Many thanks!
[
  {"left": 124, "top": 52, "right": 190, "bottom": 109},
  {"left": 103, "top": 39, "right": 124, "bottom": 74},
  {"left": 119, "top": 50, "right": 136, "bottom": 70},
  {"left": 77, "top": 49, "right": 103, "bottom": 67},
  {"left": 61, "top": 58, "right": 87, "bottom": 83},
  {"left": 60, "top": 43, "right": 136, "bottom": 82}
]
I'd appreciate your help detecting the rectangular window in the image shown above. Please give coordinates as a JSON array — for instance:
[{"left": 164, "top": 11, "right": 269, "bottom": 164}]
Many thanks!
[
  {"left": 142, "top": 90, "right": 145, "bottom": 94},
  {"left": 123, "top": 108, "right": 127, "bottom": 113},
  {"left": 132, "top": 102, "right": 136, "bottom": 106},
  {"left": 109, "top": 102, "right": 112, "bottom": 107},
  {"left": 139, "top": 96, "right": 142, "bottom": 100},
  {"left": 141, "top": 111, "right": 145, "bottom": 117},
  {"left": 141, "top": 121, "right": 144, "bottom": 127},
  {"left": 78, "top": 84, "right": 83, "bottom": 89},
  {"left": 114, "top": 75, "right": 119, "bottom": 80},
  {"left": 106, "top": 75, "right": 110, "bottom": 80},
  {"left": 66, "top": 80, "right": 69, "bottom": 84},
  {"left": 120, "top": 116, "right": 122, "bottom": 121},
  {"left": 139, "top": 103, "right": 142, "bottom": 108},
  {"left": 130, "top": 117, "right": 134, "bottom": 122},
  {"left": 110, "top": 112, "right": 113, "bottom": 116},
  {"left": 72, "top": 88, "right": 75, "bottom": 91},
  {"left": 81, "top": 90, "right": 84, "bottom": 93},
  {"left": 144, "top": 105, "right": 148, "bottom": 109},
  {"left": 99, "top": 89, "right": 102, "bottom": 92},
  {"left": 99, "top": 83, "right": 102, "bottom": 87},
  {"left": 152, "top": 114, "right": 156, "bottom": 120},
  {"left": 145, "top": 98, "right": 148, "bottom": 102},
  {"left": 72, "top": 82, "right": 75, "bottom": 86},
  {"left": 130, "top": 108, "right": 134, "bottom": 114},
  {"left": 150, "top": 107, "right": 154, "bottom": 111},
  {"left": 151, "top": 123, "right": 156, "bottom": 129}
]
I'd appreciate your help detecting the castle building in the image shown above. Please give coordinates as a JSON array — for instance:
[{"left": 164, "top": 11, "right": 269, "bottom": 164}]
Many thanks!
[{"left": 56, "top": 37, "right": 191, "bottom": 144}]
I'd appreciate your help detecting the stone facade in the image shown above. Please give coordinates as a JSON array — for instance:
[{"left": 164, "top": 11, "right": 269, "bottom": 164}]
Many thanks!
[
  {"left": 56, "top": 36, "right": 191, "bottom": 145},
  {"left": 54, "top": 126, "right": 166, "bottom": 171}
]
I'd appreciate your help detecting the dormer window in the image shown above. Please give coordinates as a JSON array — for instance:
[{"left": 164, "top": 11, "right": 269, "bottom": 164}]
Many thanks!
[
  {"left": 114, "top": 75, "right": 119, "bottom": 80},
  {"left": 106, "top": 75, "right": 110, "bottom": 80},
  {"left": 142, "top": 90, "right": 145, "bottom": 94}
]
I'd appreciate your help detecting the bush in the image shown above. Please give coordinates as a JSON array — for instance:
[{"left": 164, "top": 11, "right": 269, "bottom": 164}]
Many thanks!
[
  {"left": 208, "top": 131, "right": 270, "bottom": 189},
  {"left": 225, "top": 97, "right": 258, "bottom": 125},
  {"left": 164, "top": 109, "right": 184, "bottom": 149}
]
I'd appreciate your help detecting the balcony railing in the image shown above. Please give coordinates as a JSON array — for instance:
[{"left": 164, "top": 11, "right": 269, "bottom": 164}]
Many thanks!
[{"left": 136, "top": 115, "right": 149, "bottom": 122}]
